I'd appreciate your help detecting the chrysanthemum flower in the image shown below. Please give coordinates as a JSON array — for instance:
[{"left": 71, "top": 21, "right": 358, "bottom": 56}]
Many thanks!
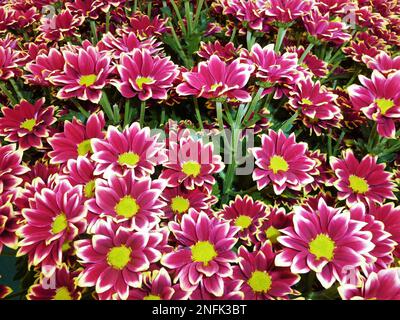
[
  {"left": 160, "top": 187, "right": 212, "bottom": 221},
  {"left": 24, "top": 48, "right": 65, "bottom": 86},
  {"left": 363, "top": 51, "right": 400, "bottom": 76},
  {"left": 112, "top": 48, "right": 178, "bottom": 101},
  {"left": 91, "top": 122, "right": 167, "bottom": 179},
  {"left": 127, "top": 13, "right": 169, "bottom": 40},
  {"left": 339, "top": 268, "right": 400, "bottom": 300},
  {"left": 176, "top": 55, "right": 254, "bottom": 103},
  {"left": 27, "top": 265, "right": 82, "bottom": 300},
  {"left": 349, "top": 204, "right": 395, "bottom": 274},
  {"left": 0, "top": 192, "right": 20, "bottom": 254},
  {"left": 17, "top": 180, "right": 87, "bottom": 277},
  {"left": 218, "top": 195, "right": 268, "bottom": 246},
  {"left": 48, "top": 112, "right": 105, "bottom": 164},
  {"left": 0, "top": 143, "right": 28, "bottom": 193},
  {"left": 252, "top": 130, "right": 316, "bottom": 195},
  {"left": 65, "top": 0, "right": 109, "bottom": 19},
  {"left": 348, "top": 70, "right": 400, "bottom": 138},
  {"left": 287, "top": 46, "right": 328, "bottom": 78},
  {"left": 275, "top": 198, "right": 374, "bottom": 289},
  {"left": 256, "top": 207, "right": 293, "bottom": 246},
  {"left": 159, "top": 134, "right": 224, "bottom": 194},
  {"left": 64, "top": 156, "right": 98, "bottom": 200},
  {"left": 289, "top": 77, "right": 342, "bottom": 135},
  {"left": 0, "top": 98, "right": 56, "bottom": 150},
  {"left": 161, "top": 209, "right": 239, "bottom": 297},
  {"left": 370, "top": 203, "right": 400, "bottom": 259},
  {"left": 0, "top": 46, "right": 22, "bottom": 80},
  {"left": 197, "top": 41, "right": 240, "bottom": 62},
  {"left": 260, "top": 0, "right": 314, "bottom": 24},
  {"left": 343, "top": 32, "right": 386, "bottom": 63},
  {"left": 127, "top": 268, "right": 190, "bottom": 300},
  {"left": 330, "top": 149, "right": 396, "bottom": 206},
  {"left": 233, "top": 242, "right": 299, "bottom": 299},
  {"left": 0, "top": 285, "right": 12, "bottom": 299},
  {"left": 189, "top": 278, "right": 244, "bottom": 300},
  {"left": 305, "top": 150, "right": 335, "bottom": 192},
  {"left": 75, "top": 220, "right": 166, "bottom": 300},
  {"left": 50, "top": 43, "right": 113, "bottom": 103},
  {"left": 87, "top": 172, "right": 166, "bottom": 231},
  {"left": 223, "top": 0, "right": 266, "bottom": 32}
]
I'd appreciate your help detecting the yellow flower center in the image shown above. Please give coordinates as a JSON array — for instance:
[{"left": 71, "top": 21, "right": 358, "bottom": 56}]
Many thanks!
[
  {"left": 309, "top": 234, "right": 335, "bottom": 261},
  {"left": 62, "top": 241, "right": 71, "bottom": 252},
  {"left": 170, "top": 196, "right": 190, "bottom": 214},
  {"left": 84, "top": 180, "right": 95, "bottom": 198},
  {"left": 348, "top": 175, "right": 369, "bottom": 194},
  {"left": 53, "top": 287, "right": 72, "bottom": 300},
  {"left": 234, "top": 215, "right": 252, "bottom": 229},
  {"left": 265, "top": 226, "right": 281, "bottom": 244},
  {"left": 301, "top": 98, "right": 313, "bottom": 105},
  {"left": 136, "top": 77, "right": 154, "bottom": 90},
  {"left": 248, "top": 271, "right": 272, "bottom": 293},
  {"left": 269, "top": 155, "right": 289, "bottom": 174},
  {"left": 191, "top": 241, "right": 217, "bottom": 266},
  {"left": 77, "top": 139, "right": 92, "bottom": 156},
  {"left": 79, "top": 74, "right": 97, "bottom": 87},
  {"left": 107, "top": 245, "right": 131, "bottom": 270},
  {"left": 20, "top": 118, "right": 36, "bottom": 131},
  {"left": 118, "top": 152, "right": 140, "bottom": 167},
  {"left": 375, "top": 98, "right": 394, "bottom": 116},
  {"left": 51, "top": 213, "right": 68, "bottom": 234},
  {"left": 143, "top": 294, "right": 161, "bottom": 300},
  {"left": 182, "top": 161, "right": 201, "bottom": 178},
  {"left": 115, "top": 196, "right": 140, "bottom": 218},
  {"left": 211, "top": 83, "right": 223, "bottom": 91}
]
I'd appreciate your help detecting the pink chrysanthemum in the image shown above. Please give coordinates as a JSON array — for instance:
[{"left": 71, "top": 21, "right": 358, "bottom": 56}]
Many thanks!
[
  {"left": 275, "top": 198, "right": 374, "bottom": 289},
  {"left": 87, "top": 172, "right": 166, "bottom": 231},
  {"left": 112, "top": 48, "right": 178, "bottom": 100},
  {"left": 160, "top": 187, "right": 212, "bottom": 221},
  {"left": 0, "top": 143, "right": 29, "bottom": 193},
  {"left": 161, "top": 209, "right": 239, "bottom": 297},
  {"left": 0, "top": 46, "right": 22, "bottom": 80},
  {"left": 160, "top": 133, "right": 224, "bottom": 194},
  {"left": 339, "top": 269, "right": 400, "bottom": 300},
  {"left": 197, "top": 41, "right": 240, "bottom": 62},
  {"left": 260, "top": 0, "right": 314, "bottom": 24},
  {"left": 48, "top": 112, "right": 105, "bottom": 164},
  {"left": 17, "top": 180, "right": 87, "bottom": 277},
  {"left": 348, "top": 70, "right": 400, "bottom": 138},
  {"left": 27, "top": 264, "right": 82, "bottom": 300},
  {"left": 0, "top": 98, "right": 56, "bottom": 150},
  {"left": 233, "top": 242, "right": 299, "bottom": 299},
  {"left": 256, "top": 207, "right": 293, "bottom": 246},
  {"left": 189, "top": 278, "right": 244, "bottom": 300},
  {"left": 0, "top": 192, "right": 20, "bottom": 254},
  {"left": 75, "top": 220, "right": 166, "bottom": 300},
  {"left": 126, "top": 13, "right": 169, "bottom": 40},
  {"left": 330, "top": 149, "right": 396, "bottom": 206},
  {"left": 287, "top": 46, "right": 328, "bottom": 78},
  {"left": 91, "top": 122, "right": 167, "bottom": 179},
  {"left": 50, "top": 43, "right": 113, "bottom": 103},
  {"left": 218, "top": 195, "right": 268, "bottom": 246},
  {"left": 370, "top": 203, "right": 400, "bottom": 259},
  {"left": 127, "top": 268, "right": 190, "bottom": 300},
  {"left": 252, "top": 130, "right": 316, "bottom": 195},
  {"left": 363, "top": 51, "right": 400, "bottom": 76},
  {"left": 223, "top": 0, "right": 266, "bottom": 32},
  {"left": 176, "top": 55, "right": 254, "bottom": 103}
]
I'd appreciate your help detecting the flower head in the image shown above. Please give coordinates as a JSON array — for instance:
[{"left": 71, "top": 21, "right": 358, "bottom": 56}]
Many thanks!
[
  {"left": 0, "top": 192, "right": 20, "bottom": 254},
  {"left": 0, "top": 143, "right": 29, "bottom": 193}
]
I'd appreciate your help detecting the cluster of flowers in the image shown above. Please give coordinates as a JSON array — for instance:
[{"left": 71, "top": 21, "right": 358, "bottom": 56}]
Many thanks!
[{"left": 0, "top": 0, "right": 399, "bottom": 300}]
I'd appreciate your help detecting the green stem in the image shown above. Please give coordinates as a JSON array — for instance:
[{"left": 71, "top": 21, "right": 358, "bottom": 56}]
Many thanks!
[
  {"left": 90, "top": 20, "right": 98, "bottom": 44},
  {"left": 106, "top": 11, "right": 110, "bottom": 33},
  {"left": 184, "top": 1, "right": 192, "bottom": 35},
  {"left": 229, "top": 26, "right": 237, "bottom": 43},
  {"left": 298, "top": 43, "right": 315, "bottom": 64},
  {"left": 0, "top": 81, "right": 18, "bottom": 105},
  {"left": 193, "top": 0, "right": 205, "bottom": 29},
  {"left": 99, "top": 92, "right": 115, "bottom": 123},
  {"left": 72, "top": 99, "right": 90, "bottom": 118},
  {"left": 216, "top": 101, "right": 225, "bottom": 134},
  {"left": 160, "top": 106, "right": 166, "bottom": 127},
  {"left": 167, "top": 21, "right": 190, "bottom": 67},
  {"left": 193, "top": 97, "right": 204, "bottom": 130},
  {"left": 147, "top": 1, "right": 152, "bottom": 17},
  {"left": 243, "top": 87, "right": 264, "bottom": 124},
  {"left": 9, "top": 79, "right": 25, "bottom": 101},
  {"left": 275, "top": 27, "right": 287, "bottom": 53},
  {"left": 170, "top": 0, "right": 187, "bottom": 36},
  {"left": 133, "top": 0, "right": 137, "bottom": 12},
  {"left": 124, "top": 99, "right": 131, "bottom": 128},
  {"left": 139, "top": 100, "right": 146, "bottom": 127}
]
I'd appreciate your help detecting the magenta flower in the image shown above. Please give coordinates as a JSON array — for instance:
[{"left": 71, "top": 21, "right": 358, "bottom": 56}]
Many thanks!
[
  {"left": 0, "top": 46, "right": 22, "bottom": 80},
  {"left": 339, "top": 269, "right": 400, "bottom": 300},
  {"left": 252, "top": 130, "right": 316, "bottom": 195},
  {"left": 159, "top": 133, "right": 224, "bottom": 194},
  {"left": 219, "top": 195, "right": 268, "bottom": 246},
  {"left": 48, "top": 112, "right": 105, "bottom": 164},
  {"left": 161, "top": 209, "right": 239, "bottom": 297},
  {"left": 75, "top": 220, "right": 166, "bottom": 300},
  {"left": 275, "top": 198, "right": 374, "bottom": 289},
  {"left": 223, "top": 0, "right": 266, "bottom": 32},
  {"left": 233, "top": 242, "right": 300, "bottom": 299},
  {"left": 256, "top": 207, "right": 293, "bottom": 246},
  {"left": 189, "top": 278, "right": 244, "bottom": 300},
  {"left": 348, "top": 70, "right": 400, "bottom": 138},
  {"left": 27, "top": 264, "right": 82, "bottom": 300},
  {"left": 330, "top": 149, "right": 396, "bottom": 206},
  {"left": 128, "top": 268, "right": 190, "bottom": 300},
  {"left": 261, "top": 0, "right": 314, "bottom": 24},
  {"left": 176, "top": 55, "right": 254, "bottom": 103},
  {"left": 0, "top": 143, "right": 29, "bottom": 194},
  {"left": 287, "top": 46, "right": 328, "bottom": 78},
  {"left": 127, "top": 13, "right": 169, "bottom": 40},
  {"left": 17, "top": 180, "right": 87, "bottom": 277},
  {"left": 197, "top": 41, "right": 240, "bottom": 63},
  {"left": 363, "top": 51, "right": 400, "bottom": 76},
  {"left": 112, "top": 49, "right": 179, "bottom": 100},
  {"left": 50, "top": 43, "right": 113, "bottom": 103},
  {"left": 0, "top": 192, "right": 20, "bottom": 254},
  {"left": 91, "top": 122, "right": 167, "bottom": 179},
  {"left": 87, "top": 172, "right": 166, "bottom": 231},
  {"left": 65, "top": 156, "right": 98, "bottom": 200},
  {"left": 0, "top": 98, "right": 56, "bottom": 150}
]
